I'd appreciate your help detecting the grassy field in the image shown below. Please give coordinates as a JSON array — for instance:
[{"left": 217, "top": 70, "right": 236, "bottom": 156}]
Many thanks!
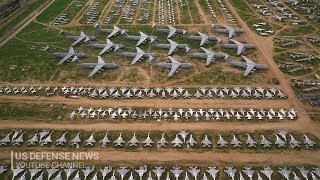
[
  {"left": 0, "top": 0, "right": 47, "bottom": 37},
  {"left": 36, "top": 0, "right": 74, "bottom": 24}
]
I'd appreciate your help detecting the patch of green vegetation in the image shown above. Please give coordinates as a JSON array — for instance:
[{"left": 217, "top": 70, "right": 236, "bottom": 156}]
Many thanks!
[
  {"left": 180, "top": 3, "right": 192, "bottom": 24},
  {"left": 185, "top": 0, "right": 203, "bottom": 24},
  {"left": 36, "top": 0, "right": 73, "bottom": 23},
  {"left": 278, "top": 25, "right": 315, "bottom": 36},
  {"left": 0, "top": 0, "right": 47, "bottom": 37},
  {"left": 309, "top": 114, "right": 320, "bottom": 121}
]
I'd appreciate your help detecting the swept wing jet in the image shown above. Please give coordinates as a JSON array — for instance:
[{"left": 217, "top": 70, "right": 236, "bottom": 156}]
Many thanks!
[
  {"left": 44, "top": 46, "right": 86, "bottom": 65},
  {"left": 59, "top": 30, "right": 96, "bottom": 46},
  {"left": 212, "top": 24, "right": 244, "bottom": 38},
  {"left": 153, "top": 56, "right": 192, "bottom": 77},
  {"left": 153, "top": 39, "right": 189, "bottom": 55},
  {"left": 94, "top": 24, "right": 127, "bottom": 38},
  {"left": 220, "top": 39, "right": 255, "bottom": 55},
  {"left": 79, "top": 56, "right": 118, "bottom": 77},
  {"left": 124, "top": 31, "right": 157, "bottom": 46},
  {"left": 226, "top": 56, "right": 268, "bottom": 76},
  {"left": 186, "top": 47, "right": 228, "bottom": 66},
  {"left": 185, "top": 32, "right": 221, "bottom": 46},
  {"left": 117, "top": 47, "right": 155, "bottom": 64},
  {"left": 90, "top": 39, "right": 124, "bottom": 55},
  {"left": 153, "top": 24, "right": 187, "bottom": 38}
]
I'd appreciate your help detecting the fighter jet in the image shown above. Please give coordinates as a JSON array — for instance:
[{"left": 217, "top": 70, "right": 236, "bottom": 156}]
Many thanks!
[
  {"left": 100, "top": 166, "right": 112, "bottom": 179},
  {"left": 124, "top": 31, "right": 157, "bottom": 46},
  {"left": 297, "top": 166, "right": 309, "bottom": 180},
  {"left": 153, "top": 56, "right": 192, "bottom": 77},
  {"left": 186, "top": 47, "right": 227, "bottom": 66},
  {"left": 128, "top": 133, "right": 140, "bottom": 146},
  {"left": 82, "top": 167, "right": 95, "bottom": 179},
  {"left": 117, "top": 167, "right": 129, "bottom": 180},
  {"left": 44, "top": 46, "right": 86, "bottom": 65},
  {"left": 94, "top": 24, "right": 127, "bottom": 38},
  {"left": 178, "top": 131, "right": 189, "bottom": 142},
  {"left": 278, "top": 167, "right": 291, "bottom": 180},
  {"left": 153, "top": 39, "right": 189, "bottom": 55},
  {"left": 220, "top": 39, "right": 255, "bottom": 55},
  {"left": 157, "top": 133, "right": 168, "bottom": 148},
  {"left": 153, "top": 24, "right": 187, "bottom": 38},
  {"left": 224, "top": 167, "right": 237, "bottom": 180},
  {"left": 47, "top": 168, "right": 60, "bottom": 180},
  {"left": 201, "top": 135, "right": 213, "bottom": 147},
  {"left": 226, "top": 56, "right": 268, "bottom": 76},
  {"left": 217, "top": 135, "right": 228, "bottom": 147},
  {"left": 114, "top": 133, "right": 125, "bottom": 146},
  {"left": 136, "top": 165, "right": 147, "bottom": 180},
  {"left": 242, "top": 167, "right": 255, "bottom": 180},
  {"left": 153, "top": 167, "right": 165, "bottom": 180},
  {"left": 0, "top": 132, "right": 11, "bottom": 145},
  {"left": 289, "top": 134, "right": 301, "bottom": 148},
  {"left": 90, "top": 39, "right": 124, "bottom": 55},
  {"left": 246, "top": 134, "right": 257, "bottom": 148},
  {"left": 85, "top": 133, "right": 96, "bottom": 146},
  {"left": 275, "top": 134, "right": 286, "bottom": 147},
  {"left": 143, "top": 133, "right": 154, "bottom": 147},
  {"left": 211, "top": 24, "right": 244, "bottom": 38},
  {"left": 186, "top": 134, "right": 197, "bottom": 148},
  {"left": 116, "top": 47, "right": 155, "bottom": 64},
  {"left": 188, "top": 167, "right": 200, "bottom": 180},
  {"left": 303, "top": 134, "right": 316, "bottom": 148},
  {"left": 59, "top": 30, "right": 96, "bottom": 46},
  {"left": 71, "top": 132, "right": 82, "bottom": 147},
  {"left": 260, "top": 135, "right": 272, "bottom": 148},
  {"left": 231, "top": 135, "right": 242, "bottom": 147},
  {"left": 207, "top": 167, "right": 219, "bottom": 180},
  {"left": 0, "top": 165, "right": 7, "bottom": 176},
  {"left": 171, "top": 134, "right": 183, "bottom": 147},
  {"left": 171, "top": 167, "right": 183, "bottom": 180},
  {"left": 185, "top": 32, "right": 221, "bottom": 46},
  {"left": 56, "top": 132, "right": 68, "bottom": 146},
  {"left": 11, "top": 166, "right": 25, "bottom": 180},
  {"left": 79, "top": 56, "right": 118, "bottom": 77},
  {"left": 260, "top": 167, "right": 273, "bottom": 180},
  {"left": 100, "top": 133, "right": 111, "bottom": 147}
]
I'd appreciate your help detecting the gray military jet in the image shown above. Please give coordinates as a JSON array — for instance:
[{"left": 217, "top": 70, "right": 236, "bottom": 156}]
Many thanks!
[
  {"left": 116, "top": 47, "right": 155, "bottom": 64},
  {"left": 153, "top": 56, "right": 192, "bottom": 77},
  {"left": 47, "top": 168, "right": 60, "bottom": 180},
  {"left": 157, "top": 133, "right": 168, "bottom": 148},
  {"left": 59, "top": 30, "right": 96, "bottom": 46},
  {"left": 153, "top": 39, "right": 189, "bottom": 55},
  {"left": 188, "top": 167, "right": 200, "bottom": 180},
  {"left": 153, "top": 167, "right": 165, "bottom": 180},
  {"left": 201, "top": 135, "right": 213, "bottom": 147},
  {"left": 220, "top": 39, "right": 255, "bottom": 55},
  {"left": 185, "top": 32, "right": 221, "bottom": 46},
  {"left": 152, "top": 24, "right": 187, "bottom": 38},
  {"left": 79, "top": 56, "right": 118, "bottom": 77},
  {"left": 0, "top": 165, "right": 7, "bottom": 176},
  {"left": 100, "top": 166, "right": 112, "bottom": 179},
  {"left": 114, "top": 133, "right": 125, "bottom": 147},
  {"left": 128, "top": 133, "right": 140, "bottom": 146},
  {"left": 217, "top": 134, "right": 228, "bottom": 147},
  {"left": 0, "top": 132, "right": 11, "bottom": 145},
  {"left": 143, "top": 133, "right": 154, "bottom": 147},
  {"left": 186, "top": 47, "right": 227, "bottom": 66},
  {"left": 226, "top": 56, "right": 268, "bottom": 76},
  {"left": 224, "top": 167, "right": 237, "bottom": 180},
  {"left": 117, "top": 167, "right": 129, "bottom": 180},
  {"left": 94, "top": 24, "right": 127, "bottom": 38},
  {"left": 171, "top": 167, "right": 183, "bottom": 180},
  {"left": 171, "top": 134, "right": 183, "bottom": 147},
  {"left": 100, "top": 133, "right": 111, "bottom": 147},
  {"left": 231, "top": 135, "right": 242, "bottom": 147},
  {"left": 90, "top": 39, "right": 124, "bottom": 55},
  {"left": 44, "top": 46, "right": 86, "bottom": 65},
  {"left": 136, "top": 165, "right": 147, "bottom": 180},
  {"left": 211, "top": 24, "right": 244, "bottom": 38},
  {"left": 303, "top": 134, "right": 316, "bottom": 148},
  {"left": 56, "top": 132, "right": 68, "bottom": 146},
  {"left": 207, "top": 167, "right": 219, "bottom": 180},
  {"left": 124, "top": 31, "right": 157, "bottom": 46},
  {"left": 260, "top": 167, "right": 273, "bottom": 180}
]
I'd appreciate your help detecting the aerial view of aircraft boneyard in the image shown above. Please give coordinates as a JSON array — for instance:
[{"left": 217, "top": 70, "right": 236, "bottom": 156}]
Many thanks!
[{"left": 0, "top": 0, "right": 319, "bottom": 179}]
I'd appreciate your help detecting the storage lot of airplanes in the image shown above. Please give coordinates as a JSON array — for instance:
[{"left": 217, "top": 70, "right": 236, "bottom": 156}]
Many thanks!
[{"left": 45, "top": 24, "right": 268, "bottom": 77}]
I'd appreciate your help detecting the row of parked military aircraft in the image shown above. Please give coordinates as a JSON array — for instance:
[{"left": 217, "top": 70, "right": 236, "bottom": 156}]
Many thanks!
[
  {"left": 0, "top": 86, "right": 287, "bottom": 99},
  {"left": 0, "top": 129, "right": 314, "bottom": 149},
  {"left": 2, "top": 165, "right": 319, "bottom": 180},
  {"left": 70, "top": 107, "right": 297, "bottom": 121},
  {"left": 46, "top": 24, "right": 267, "bottom": 77}
]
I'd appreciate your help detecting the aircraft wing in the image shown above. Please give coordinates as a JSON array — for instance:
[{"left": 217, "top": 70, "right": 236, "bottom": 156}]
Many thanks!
[
  {"left": 71, "top": 36, "right": 85, "bottom": 46},
  {"left": 58, "top": 53, "right": 73, "bottom": 65},
  {"left": 228, "top": 29, "right": 235, "bottom": 38},
  {"left": 131, "top": 53, "right": 144, "bottom": 64},
  {"left": 168, "top": 44, "right": 178, "bottom": 55},
  {"left": 200, "top": 36, "right": 208, "bottom": 46},
  {"left": 237, "top": 44, "right": 245, "bottom": 55},
  {"left": 136, "top": 36, "right": 148, "bottom": 46},
  {"left": 99, "top": 44, "right": 112, "bottom": 55},
  {"left": 167, "top": 29, "right": 176, "bottom": 38},
  {"left": 168, "top": 64, "right": 180, "bottom": 77},
  {"left": 244, "top": 63, "right": 255, "bottom": 76},
  {"left": 89, "top": 64, "right": 104, "bottom": 77},
  {"left": 242, "top": 56, "right": 254, "bottom": 64},
  {"left": 107, "top": 29, "right": 118, "bottom": 38},
  {"left": 206, "top": 54, "right": 214, "bottom": 65}
]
